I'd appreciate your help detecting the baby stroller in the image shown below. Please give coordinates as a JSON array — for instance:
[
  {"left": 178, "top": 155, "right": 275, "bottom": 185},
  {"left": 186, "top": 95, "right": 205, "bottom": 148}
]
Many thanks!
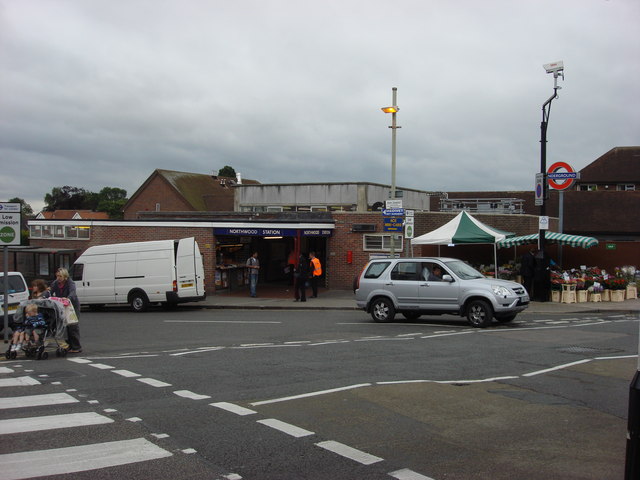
[{"left": 5, "top": 298, "right": 69, "bottom": 360}]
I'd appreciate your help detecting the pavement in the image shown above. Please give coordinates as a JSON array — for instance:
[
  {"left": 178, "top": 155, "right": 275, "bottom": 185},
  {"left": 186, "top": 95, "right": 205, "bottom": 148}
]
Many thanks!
[{"left": 204, "top": 283, "right": 640, "bottom": 314}]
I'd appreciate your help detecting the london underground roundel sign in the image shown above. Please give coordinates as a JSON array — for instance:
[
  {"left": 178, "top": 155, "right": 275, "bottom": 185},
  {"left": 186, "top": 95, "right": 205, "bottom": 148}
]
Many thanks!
[{"left": 547, "top": 161, "right": 577, "bottom": 190}]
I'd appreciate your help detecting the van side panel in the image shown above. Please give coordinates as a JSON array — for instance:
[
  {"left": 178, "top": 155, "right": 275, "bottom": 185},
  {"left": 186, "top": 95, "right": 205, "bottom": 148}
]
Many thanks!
[
  {"left": 78, "top": 254, "right": 117, "bottom": 303},
  {"left": 128, "top": 248, "right": 173, "bottom": 303}
]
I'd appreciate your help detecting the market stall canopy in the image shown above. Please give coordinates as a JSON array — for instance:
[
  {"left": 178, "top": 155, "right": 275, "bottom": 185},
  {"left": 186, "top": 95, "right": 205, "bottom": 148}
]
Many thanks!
[
  {"left": 412, "top": 211, "right": 513, "bottom": 245},
  {"left": 497, "top": 232, "right": 599, "bottom": 249}
]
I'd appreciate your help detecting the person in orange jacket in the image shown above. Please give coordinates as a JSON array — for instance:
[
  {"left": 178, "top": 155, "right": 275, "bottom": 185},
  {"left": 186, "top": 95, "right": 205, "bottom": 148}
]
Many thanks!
[{"left": 309, "top": 251, "right": 322, "bottom": 298}]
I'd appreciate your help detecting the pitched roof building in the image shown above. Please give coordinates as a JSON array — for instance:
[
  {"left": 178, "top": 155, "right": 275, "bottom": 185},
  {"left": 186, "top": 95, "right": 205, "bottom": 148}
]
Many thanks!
[{"left": 123, "top": 169, "right": 260, "bottom": 219}]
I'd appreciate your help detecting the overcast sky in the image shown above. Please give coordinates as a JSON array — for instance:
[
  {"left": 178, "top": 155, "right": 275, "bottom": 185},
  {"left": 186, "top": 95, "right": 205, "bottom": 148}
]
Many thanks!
[{"left": 1, "top": 0, "right": 638, "bottom": 212}]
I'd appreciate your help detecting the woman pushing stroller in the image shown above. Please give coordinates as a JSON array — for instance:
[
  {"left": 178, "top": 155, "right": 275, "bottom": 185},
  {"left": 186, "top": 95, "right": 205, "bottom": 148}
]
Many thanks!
[{"left": 49, "top": 268, "right": 82, "bottom": 353}]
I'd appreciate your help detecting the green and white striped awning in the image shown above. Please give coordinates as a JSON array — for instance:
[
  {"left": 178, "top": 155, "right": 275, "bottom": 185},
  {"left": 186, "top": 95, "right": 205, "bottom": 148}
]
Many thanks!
[{"left": 497, "top": 232, "right": 599, "bottom": 249}]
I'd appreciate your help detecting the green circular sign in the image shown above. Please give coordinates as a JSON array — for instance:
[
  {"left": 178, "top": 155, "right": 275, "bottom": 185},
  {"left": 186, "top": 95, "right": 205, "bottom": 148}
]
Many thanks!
[{"left": 0, "top": 226, "right": 16, "bottom": 244}]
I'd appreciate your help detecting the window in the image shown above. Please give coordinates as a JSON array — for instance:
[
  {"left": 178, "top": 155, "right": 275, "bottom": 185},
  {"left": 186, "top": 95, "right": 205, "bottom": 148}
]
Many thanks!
[
  {"left": 363, "top": 234, "right": 403, "bottom": 252},
  {"left": 65, "top": 226, "right": 78, "bottom": 238},
  {"left": 364, "top": 262, "right": 390, "bottom": 279},
  {"left": 30, "top": 225, "right": 41, "bottom": 238},
  {"left": 38, "top": 255, "right": 49, "bottom": 276},
  {"left": 390, "top": 262, "right": 421, "bottom": 281},
  {"left": 617, "top": 184, "right": 635, "bottom": 191},
  {"left": 72, "top": 263, "right": 84, "bottom": 282},
  {"left": 266, "top": 206, "right": 283, "bottom": 212},
  {"left": 29, "top": 224, "right": 90, "bottom": 240},
  {"left": 578, "top": 184, "right": 597, "bottom": 191}
]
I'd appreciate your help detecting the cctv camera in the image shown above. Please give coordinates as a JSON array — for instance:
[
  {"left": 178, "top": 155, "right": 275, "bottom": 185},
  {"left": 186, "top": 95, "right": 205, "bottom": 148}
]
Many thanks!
[{"left": 543, "top": 61, "right": 564, "bottom": 74}]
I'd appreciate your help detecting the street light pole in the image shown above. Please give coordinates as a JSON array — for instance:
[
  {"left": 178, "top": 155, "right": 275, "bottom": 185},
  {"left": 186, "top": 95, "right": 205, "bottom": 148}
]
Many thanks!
[
  {"left": 537, "top": 61, "right": 563, "bottom": 302},
  {"left": 382, "top": 87, "right": 400, "bottom": 257}
]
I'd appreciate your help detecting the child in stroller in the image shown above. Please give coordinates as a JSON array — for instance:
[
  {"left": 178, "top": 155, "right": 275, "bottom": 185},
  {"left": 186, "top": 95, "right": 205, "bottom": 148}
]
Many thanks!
[
  {"left": 5, "top": 299, "right": 68, "bottom": 360},
  {"left": 9, "top": 304, "right": 46, "bottom": 353}
]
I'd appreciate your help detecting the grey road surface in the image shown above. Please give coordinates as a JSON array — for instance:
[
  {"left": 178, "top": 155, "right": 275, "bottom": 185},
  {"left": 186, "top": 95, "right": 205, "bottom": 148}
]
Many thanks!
[{"left": 1, "top": 308, "right": 636, "bottom": 479}]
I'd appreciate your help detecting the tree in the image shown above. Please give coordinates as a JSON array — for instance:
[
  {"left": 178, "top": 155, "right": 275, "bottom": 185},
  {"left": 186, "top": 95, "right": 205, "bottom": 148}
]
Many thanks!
[
  {"left": 8, "top": 197, "right": 34, "bottom": 217},
  {"left": 95, "top": 187, "right": 128, "bottom": 219},
  {"left": 218, "top": 166, "right": 236, "bottom": 178},
  {"left": 44, "top": 186, "right": 90, "bottom": 211},
  {"left": 42, "top": 186, "right": 128, "bottom": 219}
]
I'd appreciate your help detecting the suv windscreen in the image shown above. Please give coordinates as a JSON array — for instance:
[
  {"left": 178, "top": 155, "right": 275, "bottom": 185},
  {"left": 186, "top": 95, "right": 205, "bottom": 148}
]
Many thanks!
[
  {"left": 0, "top": 275, "right": 27, "bottom": 295},
  {"left": 445, "top": 260, "right": 484, "bottom": 279},
  {"left": 364, "top": 262, "right": 390, "bottom": 279}
]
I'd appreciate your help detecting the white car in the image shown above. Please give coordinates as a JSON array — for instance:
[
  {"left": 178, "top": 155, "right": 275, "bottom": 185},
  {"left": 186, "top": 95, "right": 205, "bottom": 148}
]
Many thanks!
[
  {"left": 0, "top": 272, "right": 30, "bottom": 324},
  {"left": 354, "top": 257, "right": 529, "bottom": 327}
]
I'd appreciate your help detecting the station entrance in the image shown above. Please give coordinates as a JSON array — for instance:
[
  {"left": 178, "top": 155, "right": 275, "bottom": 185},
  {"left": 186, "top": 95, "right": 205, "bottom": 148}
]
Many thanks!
[{"left": 213, "top": 226, "right": 332, "bottom": 292}]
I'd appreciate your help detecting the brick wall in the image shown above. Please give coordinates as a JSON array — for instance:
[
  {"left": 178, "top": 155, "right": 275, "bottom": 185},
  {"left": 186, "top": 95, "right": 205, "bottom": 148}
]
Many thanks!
[{"left": 124, "top": 176, "right": 194, "bottom": 219}]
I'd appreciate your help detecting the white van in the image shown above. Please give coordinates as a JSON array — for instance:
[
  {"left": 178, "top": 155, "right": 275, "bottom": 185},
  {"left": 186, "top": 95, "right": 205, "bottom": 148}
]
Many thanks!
[
  {"left": 1, "top": 272, "right": 29, "bottom": 323},
  {"left": 71, "top": 237, "right": 206, "bottom": 312}
]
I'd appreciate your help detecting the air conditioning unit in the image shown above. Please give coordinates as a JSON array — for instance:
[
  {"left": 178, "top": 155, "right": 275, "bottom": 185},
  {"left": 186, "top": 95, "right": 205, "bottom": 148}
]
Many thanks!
[{"left": 352, "top": 224, "right": 376, "bottom": 233}]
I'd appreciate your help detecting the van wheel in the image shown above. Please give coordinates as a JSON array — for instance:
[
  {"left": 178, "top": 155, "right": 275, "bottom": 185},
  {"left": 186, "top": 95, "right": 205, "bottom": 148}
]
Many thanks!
[
  {"left": 466, "top": 300, "right": 493, "bottom": 328},
  {"left": 130, "top": 293, "right": 149, "bottom": 313},
  {"left": 370, "top": 298, "right": 395, "bottom": 323}
]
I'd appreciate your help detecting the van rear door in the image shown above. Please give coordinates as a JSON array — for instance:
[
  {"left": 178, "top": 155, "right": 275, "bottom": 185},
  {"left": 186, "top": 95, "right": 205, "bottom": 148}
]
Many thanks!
[{"left": 176, "top": 237, "right": 204, "bottom": 298}]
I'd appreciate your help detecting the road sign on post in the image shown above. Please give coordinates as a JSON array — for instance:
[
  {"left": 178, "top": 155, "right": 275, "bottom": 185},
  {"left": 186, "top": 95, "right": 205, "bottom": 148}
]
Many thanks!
[
  {"left": 535, "top": 173, "right": 544, "bottom": 206},
  {"left": 0, "top": 203, "right": 21, "bottom": 246}
]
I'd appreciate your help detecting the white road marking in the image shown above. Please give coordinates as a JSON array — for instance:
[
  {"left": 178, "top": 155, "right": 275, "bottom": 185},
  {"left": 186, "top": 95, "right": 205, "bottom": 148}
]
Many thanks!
[
  {"left": 210, "top": 402, "right": 257, "bottom": 416},
  {"left": 0, "top": 367, "right": 14, "bottom": 374},
  {"left": 388, "top": 468, "right": 436, "bottom": 480},
  {"left": 595, "top": 354, "right": 637, "bottom": 361},
  {"left": 127, "top": 417, "right": 142, "bottom": 422},
  {"left": 315, "top": 440, "right": 383, "bottom": 465},
  {"left": 152, "top": 433, "right": 169, "bottom": 439},
  {"left": 164, "top": 320, "right": 281, "bottom": 324},
  {"left": 397, "top": 333, "right": 424, "bottom": 337},
  {"left": 174, "top": 390, "right": 211, "bottom": 400},
  {"left": 420, "top": 331, "right": 475, "bottom": 339},
  {"left": 112, "top": 369, "right": 141, "bottom": 378},
  {"left": 251, "top": 383, "right": 372, "bottom": 406},
  {"left": 0, "top": 376, "right": 41, "bottom": 387},
  {"left": 171, "top": 347, "right": 225, "bottom": 356},
  {"left": 284, "top": 340, "right": 311, "bottom": 344},
  {"left": 137, "top": 378, "right": 172, "bottom": 388},
  {"left": 523, "top": 359, "right": 593, "bottom": 377},
  {"left": 309, "top": 341, "right": 350, "bottom": 346},
  {"left": 257, "top": 418, "right": 314, "bottom": 437},
  {"left": 0, "top": 437, "right": 172, "bottom": 480},
  {"left": 355, "top": 337, "right": 412, "bottom": 342},
  {"left": 90, "top": 363, "right": 115, "bottom": 370},
  {"left": 66, "top": 357, "right": 92, "bottom": 364},
  {"left": 0, "top": 412, "right": 113, "bottom": 435},
  {"left": 232, "top": 344, "right": 300, "bottom": 349},
  {"left": 182, "top": 448, "right": 197, "bottom": 454}
]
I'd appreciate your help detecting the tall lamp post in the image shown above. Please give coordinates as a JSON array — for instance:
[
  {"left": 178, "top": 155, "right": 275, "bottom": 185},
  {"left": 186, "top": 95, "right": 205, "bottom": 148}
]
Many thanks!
[
  {"left": 537, "top": 61, "right": 564, "bottom": 301},
  {"left": 382, "top": 87, "right": 400, "bottom": 257}
]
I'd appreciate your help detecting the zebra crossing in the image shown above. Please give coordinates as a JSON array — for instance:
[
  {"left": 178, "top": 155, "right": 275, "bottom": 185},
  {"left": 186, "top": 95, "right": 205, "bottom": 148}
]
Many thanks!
[{"left": 0, "top": 362, "right": 237, "bottom": 480}]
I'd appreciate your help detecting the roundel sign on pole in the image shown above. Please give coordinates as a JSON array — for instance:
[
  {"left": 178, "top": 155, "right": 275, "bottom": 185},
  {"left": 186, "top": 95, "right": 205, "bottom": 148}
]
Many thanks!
[{"left": 547, "top": 161, "right": 577, "bottom": 190}]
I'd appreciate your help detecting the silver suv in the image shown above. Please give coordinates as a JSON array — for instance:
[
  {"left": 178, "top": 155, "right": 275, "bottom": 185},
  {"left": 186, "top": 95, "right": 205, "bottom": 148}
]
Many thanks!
[{"left": 354, "top": 257, "right": 529, "bottom": 327}]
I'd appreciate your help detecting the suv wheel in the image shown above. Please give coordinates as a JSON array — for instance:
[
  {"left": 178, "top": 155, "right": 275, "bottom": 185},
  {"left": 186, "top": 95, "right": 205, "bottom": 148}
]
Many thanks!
[
  {"left": 466, "top": 300, "right": 493, "bottom": 328},
  {"left": 370, "top": 298, "right": 395, "bottom": 323}
]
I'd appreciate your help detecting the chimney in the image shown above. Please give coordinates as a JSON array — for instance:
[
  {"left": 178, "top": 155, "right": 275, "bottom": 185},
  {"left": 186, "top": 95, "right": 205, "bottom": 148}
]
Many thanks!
[{"left": 236, "top": 172, "right": 242, "bottom": 184}]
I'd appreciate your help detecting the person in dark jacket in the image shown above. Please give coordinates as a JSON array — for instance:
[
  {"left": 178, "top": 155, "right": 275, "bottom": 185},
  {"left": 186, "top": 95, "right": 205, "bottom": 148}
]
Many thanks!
[
  {"left": 520, "top": 248, "right": 536, "bottom": 296},
  {"left": 50, "top": 268, "right": 82, "bottom": 353},
  {"left": 294, "top": 253, "right": 309, "bottom": 302}
]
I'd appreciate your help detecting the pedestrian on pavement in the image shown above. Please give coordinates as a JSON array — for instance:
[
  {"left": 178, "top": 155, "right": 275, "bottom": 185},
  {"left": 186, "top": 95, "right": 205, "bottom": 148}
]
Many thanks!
[
  {"left": 294, "top": 253, "right": 309, "bottom": 302},
  {"left": 309, "top": 251, "right": 322, "bottom": 298},
  {"left": 50, "top": 267, "right": 82, "bottom": 353},
  {"left": 520, "top": 247, "right": 536, "bottom": 296},
  {"left": 246, "top": 252, "right": 260, "bottom": 297}
]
